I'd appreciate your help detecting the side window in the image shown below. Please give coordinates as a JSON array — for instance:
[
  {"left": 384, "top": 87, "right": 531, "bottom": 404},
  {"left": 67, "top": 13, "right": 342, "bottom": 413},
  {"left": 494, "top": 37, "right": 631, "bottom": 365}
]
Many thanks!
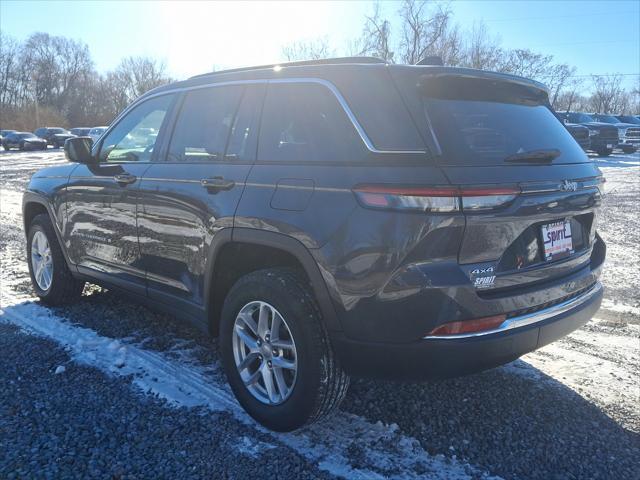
[
  {"left": 224, "top": 85, "right": 263, "bottom": 162},
  {"left": 258, "top": 83, "right": 365, "bottom": 163},
  {"left": 167, "top": 86, "right": 243, "bottom": 162},
  {"left": 99, "top": 94, "right": 174, "bottom": 163}
]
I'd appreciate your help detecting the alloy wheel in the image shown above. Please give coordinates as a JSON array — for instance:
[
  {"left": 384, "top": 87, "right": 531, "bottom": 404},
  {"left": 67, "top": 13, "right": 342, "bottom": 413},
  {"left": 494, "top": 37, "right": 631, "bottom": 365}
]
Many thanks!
[
  {"left": 31, "top": 230, "right": 53, "bottom": 291},
  {"left": 232, "top": 301, "right": 298, "bottom": 405}
]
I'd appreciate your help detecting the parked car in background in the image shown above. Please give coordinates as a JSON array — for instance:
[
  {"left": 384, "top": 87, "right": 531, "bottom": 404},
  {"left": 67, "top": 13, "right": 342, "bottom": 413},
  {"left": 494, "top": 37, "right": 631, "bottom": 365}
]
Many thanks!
[
  {"left": 70, "top": 127, "right": 92, "bottom": 137},
  {"left": 3, "top": 132, "right": 47, "bottom": 150},
  {"left": 562, "top": 122, "right": 590, "bottom": 151},
  {"left": 88, "top": 126, "right": 108, "bottom": 143},
  {"left": 558, "top": 112, "right": 619, "bottom": 156},
  {"left": 615, "top": 115, "right": 640, "bottom": 125},
  {"left": 591, "top": 113, "right": 639, "bottom": 154},
  {"left": 1, "top": 129, "right": 17, "bottom": 145},
  {"left": 25, "top": 58, "right": 605, "bottom": 431},
  {"left": 34, "top": 127, "right": 76, "bottom": 148}
]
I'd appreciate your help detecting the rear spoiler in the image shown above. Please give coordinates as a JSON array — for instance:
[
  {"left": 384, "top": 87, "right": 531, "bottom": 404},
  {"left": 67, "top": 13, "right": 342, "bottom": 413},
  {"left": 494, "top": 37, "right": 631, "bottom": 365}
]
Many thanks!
[{"left": 417, "top": 69, "right": 549, "bottom": 105}]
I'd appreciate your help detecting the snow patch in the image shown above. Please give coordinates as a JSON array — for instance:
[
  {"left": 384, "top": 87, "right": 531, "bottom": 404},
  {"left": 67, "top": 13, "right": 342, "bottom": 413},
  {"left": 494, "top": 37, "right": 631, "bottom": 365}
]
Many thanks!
[{"left": 0, "top": 292, "right": 497, "bottom": 480}]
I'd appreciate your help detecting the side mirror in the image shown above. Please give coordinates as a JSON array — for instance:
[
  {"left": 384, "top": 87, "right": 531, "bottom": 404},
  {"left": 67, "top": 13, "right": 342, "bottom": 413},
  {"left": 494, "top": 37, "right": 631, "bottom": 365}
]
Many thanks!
[{"left": 64, "top": 136, "right": 95, "bottom": 164}]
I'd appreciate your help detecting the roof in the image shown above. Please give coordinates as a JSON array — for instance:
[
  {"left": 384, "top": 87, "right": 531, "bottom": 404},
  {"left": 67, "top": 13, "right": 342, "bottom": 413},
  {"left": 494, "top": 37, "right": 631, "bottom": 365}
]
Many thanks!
[{"left": 142, "top": 57, "right": 550, "bottom": 100}]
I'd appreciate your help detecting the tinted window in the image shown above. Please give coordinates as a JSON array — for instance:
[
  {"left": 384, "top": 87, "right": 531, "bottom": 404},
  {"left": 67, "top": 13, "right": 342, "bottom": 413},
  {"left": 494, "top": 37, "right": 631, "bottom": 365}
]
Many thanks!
[
  {"left": 425, "top": 99, "right": 588, "bottom": 165},
  {"left": 258, "top": 83, "right": 365, "bottom": 163},
  {"left": 99, "top": 94, "right": 174, "bottom": 163},
  {"left": 224, "top": 86, "right": 263, "bottom": 162},
  {"left": 168, "top": 86, "right": 243, "bottom": 162}
]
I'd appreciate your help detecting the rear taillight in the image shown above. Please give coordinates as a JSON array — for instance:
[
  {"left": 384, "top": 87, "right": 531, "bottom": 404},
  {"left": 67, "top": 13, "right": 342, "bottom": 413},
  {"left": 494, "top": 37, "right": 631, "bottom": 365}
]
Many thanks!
[
  {"left": 426, "top": 314, "right": 507, "bottom": 336},
  {"left": 353, "top": 185, "right": 519, "bottom": 212}
]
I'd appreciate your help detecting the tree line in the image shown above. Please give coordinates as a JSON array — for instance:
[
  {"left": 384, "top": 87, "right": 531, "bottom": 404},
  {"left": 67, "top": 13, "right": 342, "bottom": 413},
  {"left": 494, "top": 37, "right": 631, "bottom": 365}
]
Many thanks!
[
  {"left": 283, "top": 0, "right": 639, "bottom": 115},
  {"left": 0, "top": 32, "right": 171, "bottom": 131},
  {"left": 1, "top": 0, "right": 638, "bottom": 131}
]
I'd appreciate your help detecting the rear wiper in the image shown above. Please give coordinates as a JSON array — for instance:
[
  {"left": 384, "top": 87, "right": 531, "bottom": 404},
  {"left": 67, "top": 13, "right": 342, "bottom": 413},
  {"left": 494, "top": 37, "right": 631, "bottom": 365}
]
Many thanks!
[{"left": 504, "top": 149, "right": 561, "bottom": 163}]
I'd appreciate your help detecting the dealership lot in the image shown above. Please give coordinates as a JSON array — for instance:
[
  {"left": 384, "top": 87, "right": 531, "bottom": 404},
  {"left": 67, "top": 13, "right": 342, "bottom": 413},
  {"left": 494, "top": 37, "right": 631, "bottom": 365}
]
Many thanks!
[{"left": 1, "top": 150, "right": 638, "bottom": 479}]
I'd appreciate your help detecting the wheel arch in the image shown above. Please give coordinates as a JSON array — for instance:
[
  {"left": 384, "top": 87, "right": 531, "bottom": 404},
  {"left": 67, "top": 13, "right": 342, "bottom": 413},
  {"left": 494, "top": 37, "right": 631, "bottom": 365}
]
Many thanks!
[
  {"left": 22, "top": 192, "right": 75, "bottom": 271},
  {"left": 205, "top": 228, "right": 341, "bottom": 336}
]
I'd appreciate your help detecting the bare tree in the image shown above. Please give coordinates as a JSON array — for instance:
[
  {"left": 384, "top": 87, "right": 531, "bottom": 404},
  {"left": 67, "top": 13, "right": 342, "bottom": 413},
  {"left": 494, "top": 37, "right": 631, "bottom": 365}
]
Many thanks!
[
  {"left": 358, "top": 2, "right": 394, "bottom": 62},
  {"left": 460, "top": 22, "right": 503, "bottom": 71},
  {"left": 114, "top": 56, "right": 171, "bottom": 103},
  {"left": 590, "top": 75, "right": 627, "bottom": 113},
  {"left": 282, "top": 37, "right": 334, "bottom": 61},
  {"left": 397, "top": 0, "right": 451, "bottom": 64}
]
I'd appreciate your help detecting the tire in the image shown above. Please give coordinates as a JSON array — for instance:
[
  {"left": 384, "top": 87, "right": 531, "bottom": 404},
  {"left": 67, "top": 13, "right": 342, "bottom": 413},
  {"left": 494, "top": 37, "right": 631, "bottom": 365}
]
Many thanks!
[
  {"left": 2, "top": 144, "right": 9, "bottom": 150},
  {"left": 622, "top": 147, "right": 636, "bottom": 154},
  {"left": 27, "top": 213, "right": 84, "bottom": 305},
  {"left": 597, "top": 149, "right": 612, "bottom": 157},
  {"left": 19, "top": 142, "right": 25, "bottom": 151},
  {"left": 220, "top": 268, "right": 349, "bottom": 431}
]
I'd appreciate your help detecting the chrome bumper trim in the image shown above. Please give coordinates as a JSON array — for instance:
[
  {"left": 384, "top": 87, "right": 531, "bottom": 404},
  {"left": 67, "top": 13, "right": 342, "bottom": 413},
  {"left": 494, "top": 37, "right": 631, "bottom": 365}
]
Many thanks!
[{"left": 424, "top": 281, "right": 602, "bottom": 340}]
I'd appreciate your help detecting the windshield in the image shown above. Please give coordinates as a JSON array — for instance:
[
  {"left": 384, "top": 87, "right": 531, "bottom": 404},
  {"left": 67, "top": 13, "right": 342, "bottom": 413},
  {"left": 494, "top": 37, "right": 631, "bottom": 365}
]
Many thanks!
[
  {"left": 594, "top": 115, "right": 620, "bottom": 124},
  {"left": 424, "top": 99, "right": 587, "bottom": 165},
  {"left": 616, "top": 116, "right": 640, "bottom": 124},
  {"left": 566, "top": 112, "right": 595, "bottom": 123},
  {"left": 18, "top": 133, "right": 37, "bottom": 139},
  {"left": 49, "top": 128, "right": 67, "bottom": 134}
]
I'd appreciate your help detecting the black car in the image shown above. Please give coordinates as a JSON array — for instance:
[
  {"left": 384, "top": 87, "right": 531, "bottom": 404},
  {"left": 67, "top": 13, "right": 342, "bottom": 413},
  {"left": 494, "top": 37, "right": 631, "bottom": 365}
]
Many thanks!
[
  {"left": 23, "top": 58, "right": 605, "bottom": 431},
  {"left": 34, "top": 127, "right": 76, "bottom": 148},
  {"left": 563, "top": 122, "right": 590, "bottom": 151},
  {"left": 70, "top": 127, "right": 92, "bottom": 137},
  {"left": 558, "top": 112, "right": 619, "bottom": 156},
  {"left": 592, "top": 113, "right": 639, "bottom": 154},
  {"left": 3, "top": 132, "right": 47, "bottom": 151}
]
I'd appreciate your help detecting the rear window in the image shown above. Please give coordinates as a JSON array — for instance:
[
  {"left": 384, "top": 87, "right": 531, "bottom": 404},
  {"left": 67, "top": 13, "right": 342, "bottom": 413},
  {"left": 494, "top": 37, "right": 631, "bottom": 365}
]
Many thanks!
[{"left": 422, "top": 76, "right": 588, "bottom": 165}]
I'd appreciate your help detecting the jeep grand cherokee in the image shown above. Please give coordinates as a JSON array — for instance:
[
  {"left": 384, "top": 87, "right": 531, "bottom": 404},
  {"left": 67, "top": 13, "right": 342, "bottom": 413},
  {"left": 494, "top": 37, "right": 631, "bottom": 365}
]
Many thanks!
[{"left": 23, "top": 57, "right": 605, "bottom": 431}]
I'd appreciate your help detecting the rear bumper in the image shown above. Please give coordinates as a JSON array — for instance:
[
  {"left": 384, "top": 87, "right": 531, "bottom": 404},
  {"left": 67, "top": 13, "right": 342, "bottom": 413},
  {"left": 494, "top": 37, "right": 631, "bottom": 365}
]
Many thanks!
[{"left": 333, "top": 281, "right": 602, "bottom": 380}]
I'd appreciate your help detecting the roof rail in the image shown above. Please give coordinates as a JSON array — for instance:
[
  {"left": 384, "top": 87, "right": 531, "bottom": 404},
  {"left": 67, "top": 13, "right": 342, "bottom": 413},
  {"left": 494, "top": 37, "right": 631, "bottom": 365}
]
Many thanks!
[{"left": 189, "top": 56, "right": 385, "bottom": 80}]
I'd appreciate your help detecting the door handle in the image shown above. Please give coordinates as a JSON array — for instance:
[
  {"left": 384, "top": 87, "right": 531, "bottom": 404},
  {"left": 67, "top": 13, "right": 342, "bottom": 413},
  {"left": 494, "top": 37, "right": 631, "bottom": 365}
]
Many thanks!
[
  {"left": 201, "top": 176, "right": 235, "bottom": 191},
  {"left": 114, "top": 173, "right": 137, "bottom": 185}
]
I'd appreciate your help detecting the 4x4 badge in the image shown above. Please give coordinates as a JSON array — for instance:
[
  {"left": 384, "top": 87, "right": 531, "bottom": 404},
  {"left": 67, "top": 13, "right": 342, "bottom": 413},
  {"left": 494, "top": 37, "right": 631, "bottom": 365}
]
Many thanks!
[{"left": 560, "top": 180, "right": 578, "bottom": 192}]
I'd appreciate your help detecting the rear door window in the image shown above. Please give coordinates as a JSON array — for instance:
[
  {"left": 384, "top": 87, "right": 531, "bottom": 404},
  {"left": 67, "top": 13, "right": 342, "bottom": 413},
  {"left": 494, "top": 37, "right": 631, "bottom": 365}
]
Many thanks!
[
  {"left": 258, "top": 83, "right": 366, "bottom": 163},
  {"left": 168, "top": 86, "right": 243, "bottom": 162},
  {"left": 422, "top": 76, "right": 588, "bottom": 165}
]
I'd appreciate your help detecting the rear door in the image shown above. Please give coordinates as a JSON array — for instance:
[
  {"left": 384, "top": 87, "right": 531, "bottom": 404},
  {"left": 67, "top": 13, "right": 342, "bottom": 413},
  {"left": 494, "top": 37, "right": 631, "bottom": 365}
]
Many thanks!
[
  {"left": 137, "top": 84, "right": 263, "bottom": 313},
  {"left": 66, "top": 93, "right": 176, "bottom": 294}
]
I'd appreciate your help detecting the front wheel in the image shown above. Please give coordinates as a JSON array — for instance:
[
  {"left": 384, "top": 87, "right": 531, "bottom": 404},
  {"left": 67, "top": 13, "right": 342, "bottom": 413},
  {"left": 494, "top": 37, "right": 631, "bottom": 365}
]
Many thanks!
[
  {"left": 597, "top": 149, "right": 612, "bottom": 157},
  {"left": 220, "top": 268, "right": 349, "bottom": 431},
  {"left": 27, "top": 214, "right": 84, "bottom": 305}
]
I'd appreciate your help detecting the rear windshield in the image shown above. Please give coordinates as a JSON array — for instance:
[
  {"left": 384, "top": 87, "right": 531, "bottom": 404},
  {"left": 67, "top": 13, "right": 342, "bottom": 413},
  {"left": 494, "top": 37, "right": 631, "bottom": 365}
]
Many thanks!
[
  {"left": 423, "top": 79, "right": 588, "bottom": 165},
  {"left": 425, "top": 98, "right": 588, "bottom": 166}
]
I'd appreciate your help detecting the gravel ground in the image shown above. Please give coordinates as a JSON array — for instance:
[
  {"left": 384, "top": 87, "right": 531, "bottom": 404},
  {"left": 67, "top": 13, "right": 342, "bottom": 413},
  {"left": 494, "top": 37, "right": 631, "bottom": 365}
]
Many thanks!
[{"left": 1, "top": 149, "right": 639, "bottom": 479}]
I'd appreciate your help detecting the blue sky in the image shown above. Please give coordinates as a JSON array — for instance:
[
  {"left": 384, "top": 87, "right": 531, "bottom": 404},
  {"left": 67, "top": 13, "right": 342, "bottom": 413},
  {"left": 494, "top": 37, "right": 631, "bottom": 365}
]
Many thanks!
[{"left": 1, "top": 0, "right": 638, "bottom": 91}]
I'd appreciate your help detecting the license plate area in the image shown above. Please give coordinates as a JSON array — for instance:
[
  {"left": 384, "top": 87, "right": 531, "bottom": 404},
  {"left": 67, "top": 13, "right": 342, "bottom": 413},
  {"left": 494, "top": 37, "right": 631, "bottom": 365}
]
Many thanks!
[{"left": 541, "top": 220, "right": 574, "bottom": 261}]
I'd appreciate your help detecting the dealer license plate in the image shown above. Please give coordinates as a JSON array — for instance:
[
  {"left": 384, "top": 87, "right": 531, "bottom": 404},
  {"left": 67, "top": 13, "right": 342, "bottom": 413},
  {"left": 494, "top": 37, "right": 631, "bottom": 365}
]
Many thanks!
[{"left": 541, "top": 220, "right": 573, "bottom": 261}]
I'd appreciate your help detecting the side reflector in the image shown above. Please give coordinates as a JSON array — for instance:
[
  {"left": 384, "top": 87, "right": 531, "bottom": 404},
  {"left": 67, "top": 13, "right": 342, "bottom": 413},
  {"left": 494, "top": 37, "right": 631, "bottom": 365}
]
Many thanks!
[{"left": 427, "top": 314, "right": 507, "bottom": 336}]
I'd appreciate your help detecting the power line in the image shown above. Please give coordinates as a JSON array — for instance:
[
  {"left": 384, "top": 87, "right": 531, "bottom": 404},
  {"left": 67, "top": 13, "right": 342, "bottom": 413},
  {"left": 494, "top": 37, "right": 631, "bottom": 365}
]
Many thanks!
[{"left": 481, "top": 10, "right": 639, "bottom": 23}]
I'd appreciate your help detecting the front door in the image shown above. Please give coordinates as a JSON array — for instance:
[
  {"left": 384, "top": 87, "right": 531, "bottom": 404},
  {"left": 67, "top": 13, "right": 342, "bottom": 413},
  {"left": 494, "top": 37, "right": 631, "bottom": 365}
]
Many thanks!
[
  {"left": 65, "top": 93, "right": 176, "bottom": 294},
  {"left": 138, "top": 84, "right": 263, "bottom": 313}
]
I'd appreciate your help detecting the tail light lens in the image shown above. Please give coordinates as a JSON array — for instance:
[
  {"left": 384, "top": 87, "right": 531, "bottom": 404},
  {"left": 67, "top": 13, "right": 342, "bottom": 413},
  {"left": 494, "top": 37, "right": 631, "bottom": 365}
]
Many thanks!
[
  {"left": 426, "top": 314, "right": 507, "bottom": 336},
  {"left": 353, "top": 185, "right": 519, "bottom": 212}
]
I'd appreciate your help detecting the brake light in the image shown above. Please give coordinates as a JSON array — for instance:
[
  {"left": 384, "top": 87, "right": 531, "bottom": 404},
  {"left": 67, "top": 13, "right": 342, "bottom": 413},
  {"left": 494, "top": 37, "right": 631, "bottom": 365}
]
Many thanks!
[
  {"left": 353, "top": 185, "right": 520, "bottom": 212},
  {"left": 426, "top": 314, "right": 507, "bottom": 336}
]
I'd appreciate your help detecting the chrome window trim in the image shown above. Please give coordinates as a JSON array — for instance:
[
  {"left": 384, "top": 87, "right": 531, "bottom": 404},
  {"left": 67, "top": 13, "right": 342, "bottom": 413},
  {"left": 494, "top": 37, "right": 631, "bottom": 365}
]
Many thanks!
[
  {"left": 423, "top": 281, "right": 602, "bottom": 340},
  {"left": 100, "top": 77, "right": 427, "bottom": 156}
]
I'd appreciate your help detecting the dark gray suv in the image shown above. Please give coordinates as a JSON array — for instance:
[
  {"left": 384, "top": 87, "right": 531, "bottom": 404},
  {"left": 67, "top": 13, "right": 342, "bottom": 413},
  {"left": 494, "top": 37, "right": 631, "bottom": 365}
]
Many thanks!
[{"left": 23, "top": 57, "right": 605, "bottom": 431}]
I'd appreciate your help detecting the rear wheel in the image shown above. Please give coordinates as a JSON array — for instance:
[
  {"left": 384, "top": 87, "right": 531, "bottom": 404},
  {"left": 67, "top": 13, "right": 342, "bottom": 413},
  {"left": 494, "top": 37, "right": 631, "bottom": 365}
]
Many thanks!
[
  {"left": 220, "top": 268, "right": 349, "bottom": 431},
  {"left": 597, "top": 149, "right": 612, "bottom": 157},
  {"left": 2, "top": 144, "right": 9, "bottom": 150},
  {"left": 621, "top": 146, "right": 636, "bottom": 154},
  {"left": 27, "top": 214, "right": 84, "bottom": 305}
]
